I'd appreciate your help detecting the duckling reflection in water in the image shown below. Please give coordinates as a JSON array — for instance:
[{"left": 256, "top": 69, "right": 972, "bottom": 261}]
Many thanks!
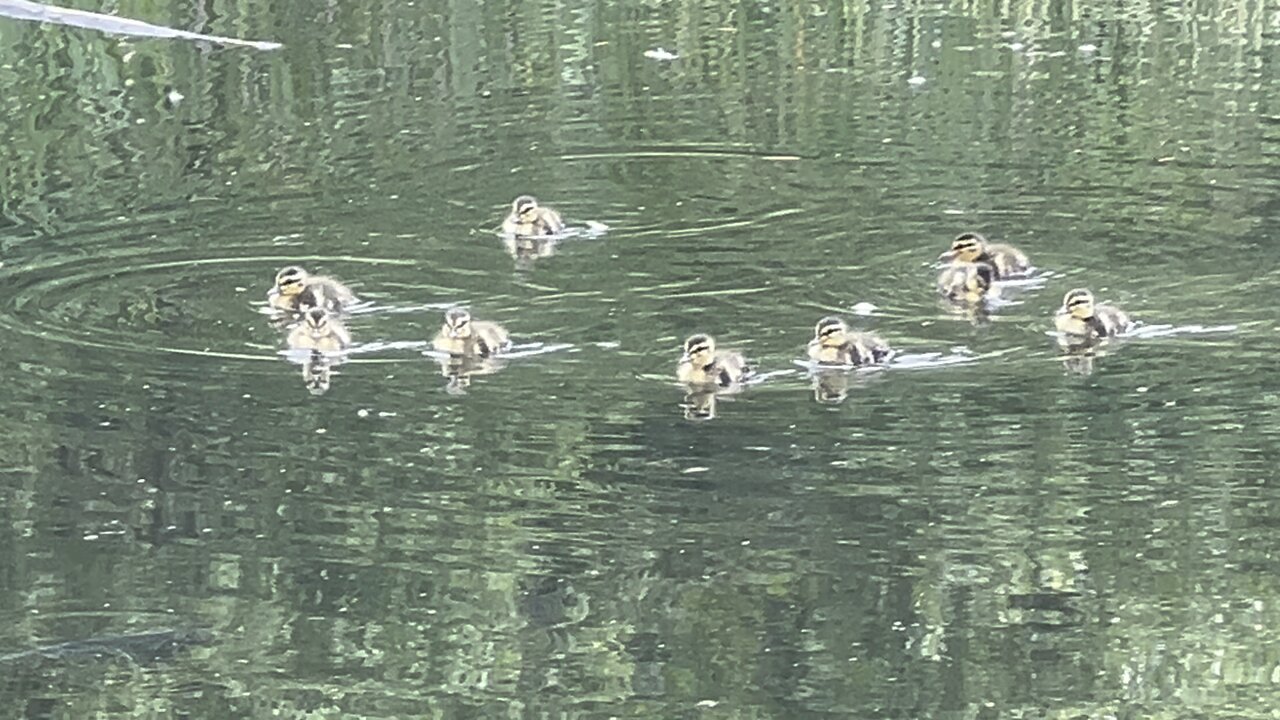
[
  {"left": 436, "top": 354, "right": 507, "bottom": 395},
  {"left": 503, "top": 234, "right": 559, "bottom": 269},
  {"left": 285, "top": 307, "right": 350, "bottom": 395},
  {"left": 681, "top": 388, "right": 719, "bottom": 421},
  {"left": 268, "top": 266, "right": 357, "bottom": 314},
  {"left": 502, "top": 195, "right": 564, "bottom": 237},
  {"left": 1060, "top": 352, "right": 1098, "bottom": 376},
  {"left": 811, "top": 371, "right": 852, "bottom": 404},
  {"left": 302, "top": 354, "right": 335, "bottom": 395},
  {"left": 807, "top": 317, "right": 893, "bottom": 366},
  {"left": 938, "top": 232, "right": 1031, "bottom": 279},
  {"left": 432, "top": 307, "right": 511, "bottom": 358},
  {"left": 1054, "top": 288, "right": 1131, "bottom": 345},
  {"left": 676, "top": 334, "right": 751, "bottom": 387}
]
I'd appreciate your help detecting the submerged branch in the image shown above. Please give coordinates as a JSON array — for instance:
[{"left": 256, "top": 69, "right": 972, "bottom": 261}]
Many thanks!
[{"left": 0, "top": 0, "right": 281, "bottom": 49}]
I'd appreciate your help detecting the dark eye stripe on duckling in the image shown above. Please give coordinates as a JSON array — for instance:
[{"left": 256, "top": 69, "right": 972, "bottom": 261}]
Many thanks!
[{"left": 815, "top": 318, "right": 844, "bottom": 336}]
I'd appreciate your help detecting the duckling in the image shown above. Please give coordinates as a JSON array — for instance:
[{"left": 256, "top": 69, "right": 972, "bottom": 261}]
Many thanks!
[
  {"left": 268, "top": 266, "right": 357, "bottom": 314},
  {"left": 432, "top": 307, "right": 511, "bottom": 358},
  {"left": 1054, "top": 288, "right": 1131, "bottom": 341},
  {"left": 939, "top": 232, "right": 1030, "bottom": 278},
  {"left": 936, "top": 261, "right": 996, "bottom": 304},
  {"left": 287, "top": 306, "right": 352, "bottom": 353},
  {"left": 676, "top": 334, "right": 751, "bottom": 387},
  {"left": 807, "top": 316, "right": 893, "bottom": 366},
  {"left": 502, "top": 195, "right": 564, "bottom": 236}
]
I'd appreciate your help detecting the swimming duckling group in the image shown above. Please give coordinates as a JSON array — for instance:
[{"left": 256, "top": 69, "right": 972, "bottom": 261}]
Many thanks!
[
  {"left": 678, "top": 231, "right": 1131, "bottom": 395},
  {"left": 266, "top": 199, "right": 1133, "bottom": 403}
]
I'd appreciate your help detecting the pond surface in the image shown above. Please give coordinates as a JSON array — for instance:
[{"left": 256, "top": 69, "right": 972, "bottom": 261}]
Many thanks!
[{"left": 1, "top": 0, "right": 1279, "bottom": 716}]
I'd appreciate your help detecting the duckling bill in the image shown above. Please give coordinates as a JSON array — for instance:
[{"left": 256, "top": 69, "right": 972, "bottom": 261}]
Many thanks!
[
  {"left": 502, "top": 195, "right": 564, "bottom": 236},
  {"left": 269, "top": 266, "right": 357, "bottom": 314},
  {"left": 432, "top": 307, "right": 510, "bottom": 358},
  {"left": 676, "top": 334, "right": 750, "bottom": 387},
  {"left": 1054, "top": 288, "right": 1131, "bottom": 341},
  {"left": 807, "top": 316, "right": 892, "bottom": 366},
  {"left": 939, "top": 232, "right": 1030, "bottom": 279}
]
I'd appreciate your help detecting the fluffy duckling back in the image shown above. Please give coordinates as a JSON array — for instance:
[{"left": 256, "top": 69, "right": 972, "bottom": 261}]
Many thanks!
[
  {"left": 807, "top": 316, "right": 892, "bottom": 366},
  {"left": 287, "top": 306, "right": 352, "bottom": 353},
  {"left": 1054, "top": 288, "right": 1131, "bottom": 340},
  {"left": 676, "top": 334, "right": 750, "bottom": 387},
  {"left": 939, "top": 232, "right": 1030, "bottom": 279},
  {"left": 502, "top": 195, "right": 564, "bottom": 236},
  {"left": 936, "top": 261, "right": 995, "bottom": 304},
  {"left": 433, "top": 307, "right": 511, "bottom": 358},
  {"left": 269, "top": 266, "right": 357, "bottom": 314}
]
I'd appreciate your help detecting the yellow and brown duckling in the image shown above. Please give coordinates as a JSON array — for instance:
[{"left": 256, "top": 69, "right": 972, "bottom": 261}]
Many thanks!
[
  {"left": 502, "top": 195, "right": 564, "bottom": 236},
  {"left": 676, "top": 334, "right": 751, "bottom": 387},
  {"left": 268, "top": 266, "right": 357, "bottom": 314},
  {"left": 807, "top": 316, "right": 893, "bottom": 366},
  {"left": 939, "top": 232, "right": 1030, "bottom": 279},
  {"left": 432, "top": 307, "right": 511, "bottom": 358},
  {"left": 936, "top": 260, "right": 996, "bottom": 304},
  {"left": 1054, "top": 288, "right": 1131, "bottom": 341},
  {"left": 287, "top": 306, "right": 352, "bottom": 353}
]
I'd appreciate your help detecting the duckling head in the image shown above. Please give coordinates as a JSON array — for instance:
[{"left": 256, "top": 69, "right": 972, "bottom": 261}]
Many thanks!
[
  {"left": 682, "top": 334, "right": 716, "bottom": 367},
  {"left": 274, "top": 266, "right": 309, "bottom": 297},
  {"left": 939, "top": 232, "right": 987, "bottom": 263},
  {"left": 813, "top": 316, "right": 849, "bottom": 347},
  {"left": 512, "top": 195, "right": 540, "bottom": 219},
  {"left": 303, "top": 306, "right": 331, "bottom": 333},
  {"left": 442, "top": 307, "right": 474, "bottom": 339},
  {"left": 1062, "top": 288, "right": 1096, "bottom": 319}
]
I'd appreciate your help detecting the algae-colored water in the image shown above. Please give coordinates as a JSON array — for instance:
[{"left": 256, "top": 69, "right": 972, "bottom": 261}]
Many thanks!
[{"left": 0, "top": 0, "right": 1278, "bottom": 715}]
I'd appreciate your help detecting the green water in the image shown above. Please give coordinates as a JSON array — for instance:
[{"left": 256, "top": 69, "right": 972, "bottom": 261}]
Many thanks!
[{"left": 1, "top": 0, "right": 1279, "bottom": 715}]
